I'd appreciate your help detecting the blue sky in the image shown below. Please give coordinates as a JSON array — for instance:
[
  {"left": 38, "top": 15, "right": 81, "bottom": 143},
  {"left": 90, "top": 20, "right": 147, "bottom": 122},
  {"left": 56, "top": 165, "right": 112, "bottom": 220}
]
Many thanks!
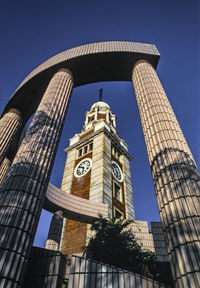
[{"left": 0, "top": 0, "right": 199, "bottom": 247}]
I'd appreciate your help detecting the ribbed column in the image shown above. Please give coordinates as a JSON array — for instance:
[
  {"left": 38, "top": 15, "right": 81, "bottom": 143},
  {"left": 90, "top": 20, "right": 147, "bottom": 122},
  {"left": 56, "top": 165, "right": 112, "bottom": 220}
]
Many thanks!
[
  {"left": 0, "top": 108, "right": 22, "bottom": 165},
  {"left": 45, "top": 211, "right": 64, "bottom": 251},
  {"left": 0, "top": 157, "right": 11, "bottom": 187},
  {"left": 132, "top": 60, "right": 200, "bottom": 288},
  {"left": 0, "top": 68, "right": 73, "bottom": 287}
]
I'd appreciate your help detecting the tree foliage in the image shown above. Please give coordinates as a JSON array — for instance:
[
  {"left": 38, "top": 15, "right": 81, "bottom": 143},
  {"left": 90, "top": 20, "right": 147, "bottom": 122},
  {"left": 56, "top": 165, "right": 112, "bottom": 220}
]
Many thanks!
[{"left": 84, "top": 216, "right": 158, "bottom": 279}]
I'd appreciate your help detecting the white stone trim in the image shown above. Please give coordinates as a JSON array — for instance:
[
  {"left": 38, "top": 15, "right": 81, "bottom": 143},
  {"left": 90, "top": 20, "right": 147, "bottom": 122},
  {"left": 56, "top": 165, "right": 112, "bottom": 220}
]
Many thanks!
[
  {"left": 70, "top": 135, "right": 79, "bottom": 146},
  {"left": 113, "top": 206, "right": 124, "bottom": 219},
  {"left": 111, "top": 161, "right": 123, "bottom": 182},
  {"left": 74, "top": 158, "right": 92, "bottom": 178}
]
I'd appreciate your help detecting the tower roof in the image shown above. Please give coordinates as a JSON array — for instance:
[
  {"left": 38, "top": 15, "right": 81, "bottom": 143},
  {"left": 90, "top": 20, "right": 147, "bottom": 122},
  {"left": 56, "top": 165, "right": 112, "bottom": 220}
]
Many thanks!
[{"left": 90, "top": 101, "right": 110, "bottom": 112}]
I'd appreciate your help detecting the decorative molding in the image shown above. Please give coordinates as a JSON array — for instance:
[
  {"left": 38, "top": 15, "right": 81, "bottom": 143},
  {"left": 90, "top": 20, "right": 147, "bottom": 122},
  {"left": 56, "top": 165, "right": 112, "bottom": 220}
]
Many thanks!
[{"left": 65, "top": 126, "right": 132, "bottom": 160}]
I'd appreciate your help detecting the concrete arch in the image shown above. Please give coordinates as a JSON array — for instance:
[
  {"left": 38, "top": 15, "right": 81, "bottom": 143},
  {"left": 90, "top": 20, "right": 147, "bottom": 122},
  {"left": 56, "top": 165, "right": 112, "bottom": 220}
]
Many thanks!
[
  {"left": 45, "top": 183, "right": 108, "bottom": 223},
  {"left": 2, "top": 41, "right": 159, "bottom": 121},
  {"left": 0, "top": 42, "right": 160, "bottom": 224}
]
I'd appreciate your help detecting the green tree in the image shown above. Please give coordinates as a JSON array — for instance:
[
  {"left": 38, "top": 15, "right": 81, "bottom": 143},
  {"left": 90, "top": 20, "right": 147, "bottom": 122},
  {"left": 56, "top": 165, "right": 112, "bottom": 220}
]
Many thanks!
[{"left": 84, "top": 216, "right": 158, "bottom": 279}]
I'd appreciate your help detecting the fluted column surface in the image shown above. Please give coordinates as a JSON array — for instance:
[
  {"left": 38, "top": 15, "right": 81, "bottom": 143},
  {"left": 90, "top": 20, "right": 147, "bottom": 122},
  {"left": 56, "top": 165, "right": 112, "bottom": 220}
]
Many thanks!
[
  {"left": 132, "top": 60, "right": 200, "bottom": 288},
  {"left": 45, "top": 211, "right": 63, "bottom": 251},
  {"left": 0, "top": 109, "right": 22, "bottom": 165},
  {"left": 0, "top": 157, "right": 11, "bottom": 187},
  {"left": 0, "top": 69, "right": 73, "bottom": 287}
]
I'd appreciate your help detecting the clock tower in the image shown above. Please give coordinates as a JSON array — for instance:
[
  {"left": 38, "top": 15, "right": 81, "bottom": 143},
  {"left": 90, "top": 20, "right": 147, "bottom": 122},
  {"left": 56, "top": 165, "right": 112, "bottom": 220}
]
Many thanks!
[{"left": 60, "top": 100, "right": 135, "bottom": 256}]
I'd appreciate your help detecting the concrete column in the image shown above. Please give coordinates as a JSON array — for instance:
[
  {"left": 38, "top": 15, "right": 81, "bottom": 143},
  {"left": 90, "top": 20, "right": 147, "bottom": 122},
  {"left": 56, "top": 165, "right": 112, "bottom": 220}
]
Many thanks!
[
  {"left": 106, "top": 112, "right": 109, "bottom": 122},
  {"left": 132, "top": 60, "right": 200, "bottom": 288},
  {"left": 85, "top": 115, "right": 89, "bottom": 125},
  {"left": 45, "top": 211, "right": 64, "bottom": 251},
  {"left": 0, "top": 108, "right": 22, "bottom": 165},
  {"left": 0, "top": 156, "right": 11, "bottom": 187},
  {"left": 94, "top": 107, "right": 98, "bottom": 120},
  {"left": 0, "top": 68, "right": 73, "bottom": 287}
]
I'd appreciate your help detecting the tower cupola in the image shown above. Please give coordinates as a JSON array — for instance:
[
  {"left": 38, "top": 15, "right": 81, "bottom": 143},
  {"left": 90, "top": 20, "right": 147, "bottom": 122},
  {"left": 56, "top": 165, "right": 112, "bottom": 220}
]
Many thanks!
[{"left": 84, "top": 101, "right": 116, "bottom": 132}]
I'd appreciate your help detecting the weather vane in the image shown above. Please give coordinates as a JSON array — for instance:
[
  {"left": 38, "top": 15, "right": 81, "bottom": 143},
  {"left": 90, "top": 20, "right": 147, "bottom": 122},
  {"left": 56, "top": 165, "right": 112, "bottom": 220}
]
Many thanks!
[{"left": 99, "top": 88, "right": 103, "bottom": 102}]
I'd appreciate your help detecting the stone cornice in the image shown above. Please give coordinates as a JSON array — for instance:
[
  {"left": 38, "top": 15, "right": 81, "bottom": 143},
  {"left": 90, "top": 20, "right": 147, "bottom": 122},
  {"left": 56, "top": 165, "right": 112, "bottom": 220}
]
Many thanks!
[{"left": 65, "top": 127, "right": 132, "bottom": 160}]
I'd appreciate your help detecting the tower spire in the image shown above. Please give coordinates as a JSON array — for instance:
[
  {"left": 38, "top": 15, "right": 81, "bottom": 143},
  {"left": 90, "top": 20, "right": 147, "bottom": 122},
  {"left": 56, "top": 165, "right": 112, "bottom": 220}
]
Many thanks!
[{"left": 99, "top": 88, "right": 103, "bottom": 102}]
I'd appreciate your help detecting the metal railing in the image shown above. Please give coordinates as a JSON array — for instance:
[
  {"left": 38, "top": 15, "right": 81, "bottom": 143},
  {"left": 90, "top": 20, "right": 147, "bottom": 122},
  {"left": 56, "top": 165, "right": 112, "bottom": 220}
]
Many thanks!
[{"left": 68, "top": 255, "right": 170, "bottom": 288}]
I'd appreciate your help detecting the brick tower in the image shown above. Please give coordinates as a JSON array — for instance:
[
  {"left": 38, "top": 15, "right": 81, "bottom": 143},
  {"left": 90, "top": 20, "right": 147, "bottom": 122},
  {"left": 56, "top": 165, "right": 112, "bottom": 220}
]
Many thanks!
[{"left": 60, "top": 100, "right": 135, "bottom": 256}]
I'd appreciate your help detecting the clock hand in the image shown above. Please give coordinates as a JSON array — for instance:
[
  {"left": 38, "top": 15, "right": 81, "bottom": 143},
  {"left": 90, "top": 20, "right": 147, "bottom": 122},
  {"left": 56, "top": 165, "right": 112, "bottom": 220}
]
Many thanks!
[{"left": 83, "top": 162, "right": 88, "bottom": 169}]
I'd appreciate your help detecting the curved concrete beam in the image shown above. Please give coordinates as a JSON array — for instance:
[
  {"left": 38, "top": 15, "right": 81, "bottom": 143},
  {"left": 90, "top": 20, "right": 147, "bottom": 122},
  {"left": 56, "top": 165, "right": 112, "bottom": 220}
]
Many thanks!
[
  {"left": 1, "top": 41, "right": 159, "bottom": 221},
  {"left": 43, "top": 183, "right": 108, "bottom": 224},
  {"left": 2, "top": 41, "right": 159, "bottom": 121}
]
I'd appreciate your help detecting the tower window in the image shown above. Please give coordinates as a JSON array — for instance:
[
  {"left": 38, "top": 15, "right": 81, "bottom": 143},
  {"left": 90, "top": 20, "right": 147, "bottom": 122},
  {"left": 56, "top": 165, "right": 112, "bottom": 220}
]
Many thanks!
[
  {"left": 78, "top": 149, "right": 82, "bottom": 157},
  {"left": 112, "top": 146, "right": 122, "bottom": 161},
  {"left": 89, "top": 143, "right": 93, "bottom": 151},
  {"left": 88, "top": 115, "right": 95, "bottom": 123},
  {"left": 113, "top": 206, "right": 124, "bottom": 219},
  {"left": 84, "top": 146, "right": 88, "bottom": 154},
  {"left": 77, "top": 142, "right": 93, "bottom": 158},
  {"left": 113, "top": 181, "right": 123, "bottom": 203}
]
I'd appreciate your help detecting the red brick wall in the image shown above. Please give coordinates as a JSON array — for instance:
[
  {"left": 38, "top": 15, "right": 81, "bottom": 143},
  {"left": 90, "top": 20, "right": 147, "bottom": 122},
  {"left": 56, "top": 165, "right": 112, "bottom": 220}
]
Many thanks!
[{"left": 61, "top": 152, "right": 92, "bottom": 257}]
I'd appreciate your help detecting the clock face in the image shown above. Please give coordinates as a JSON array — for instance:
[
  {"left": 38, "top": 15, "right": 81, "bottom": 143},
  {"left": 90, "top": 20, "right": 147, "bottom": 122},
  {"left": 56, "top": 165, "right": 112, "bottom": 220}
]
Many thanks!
[
  {"left": 74, "top": 158, "right": 92, "bottom": 177},
  {"left": 111, "top": 161, "right": 123, "bottom": 182}
]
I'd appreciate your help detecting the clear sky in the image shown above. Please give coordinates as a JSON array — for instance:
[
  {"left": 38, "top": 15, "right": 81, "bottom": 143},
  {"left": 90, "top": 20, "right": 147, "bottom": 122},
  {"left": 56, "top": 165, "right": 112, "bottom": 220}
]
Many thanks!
[{"left": 0, "top": 0, "right": 199, "bottom": 248}]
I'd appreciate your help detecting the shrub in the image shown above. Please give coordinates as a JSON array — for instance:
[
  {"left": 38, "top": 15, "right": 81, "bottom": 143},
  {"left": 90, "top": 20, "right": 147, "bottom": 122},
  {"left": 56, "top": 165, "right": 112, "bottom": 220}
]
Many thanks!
[{"left": 84, "top": 216, "right": 158, "bottom": 279}]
